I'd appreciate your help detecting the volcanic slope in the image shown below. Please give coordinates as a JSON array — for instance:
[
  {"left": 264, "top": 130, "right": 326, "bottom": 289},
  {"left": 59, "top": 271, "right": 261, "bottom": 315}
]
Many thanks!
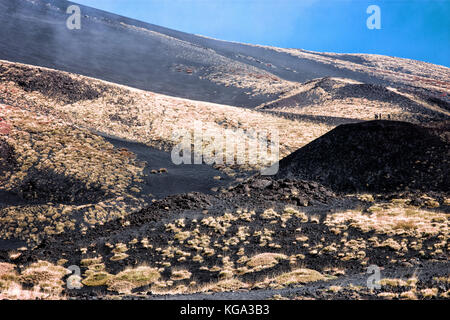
[
  {"left": 0, "top": 59, "right": 331, "bottom": 250},
  {"left": 275, "top": 120, "right": 450, "bottom": 193},
  {"left": 8, "top": 172, "right": 449, "bottom": 300},
  {"left": 1, "top": 72, "right": 449, "bottom": 299},
  {"left": 256, "top": 77, "right": 450, "bottom": 126},
  {"left": 0, "top": 0, "right": 449, "bottom": 300},
  {"left": 0, "top": 59, "right": 448, "bottom": 250},
  {"left": 0, "top": 59, "right": 334, "bottom": 171},
  {"left": 1, "top": 0, "right": 449, "bottom": 108},
  {"left": 1, "top": 60, "right": 448, "bottom": 172}
]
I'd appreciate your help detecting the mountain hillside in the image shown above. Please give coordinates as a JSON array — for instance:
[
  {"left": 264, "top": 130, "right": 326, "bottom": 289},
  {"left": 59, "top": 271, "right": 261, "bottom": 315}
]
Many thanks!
[
  {"left": 276, "top": 120, "right": 450, "bottom": 193},
  {"left": 0, "top": 0, "right": 448, "bottom": 301},
  {"left": 1, "top": 0, "right": 449, "bottom": 108}
]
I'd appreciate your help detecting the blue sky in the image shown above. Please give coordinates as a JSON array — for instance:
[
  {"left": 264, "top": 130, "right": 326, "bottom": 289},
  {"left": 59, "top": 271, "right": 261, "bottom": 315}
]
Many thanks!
[{"left": 73, "top": 0, "right": 450, "bottom": 67}]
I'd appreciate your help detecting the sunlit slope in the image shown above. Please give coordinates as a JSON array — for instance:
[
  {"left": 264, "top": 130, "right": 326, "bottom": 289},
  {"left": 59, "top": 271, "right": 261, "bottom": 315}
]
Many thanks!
[{"left": 1, "top": 0, "right": 448, "bottom": 108}]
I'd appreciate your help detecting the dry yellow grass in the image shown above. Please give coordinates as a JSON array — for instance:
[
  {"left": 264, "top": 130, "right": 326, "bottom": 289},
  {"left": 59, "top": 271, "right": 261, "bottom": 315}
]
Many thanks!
[
  {"left": 324, "top": 204, "right": 449, "bottom": 237},
  {"left": 0, "top": 263, "right": 19, "bottom": 292},
  {"left": 82, "top": 271, "right": 112, "bottom": 287},
  {"left": 246, "top": 253, "right": 288, "bottom": 270},
  {"left": 107, "top": 266, "right": 160, "bottom": 294},
  {"left": 379, "top": 277, "right": 418, "bottom": 288},
  {"left": 81, "top": 257, "right": 103, "bottom": 267},
  {"left": 0, "top": 104, "right": 147, "bottom": 245},
  {"left": 253, "top": 268, "right": 329, "bottom": 289},
  {"left": 3, "top": 261, "right": 68, "bottom": 298},
  {"left": 274, "top": 268, "right": 327, "bottom": 285},
  {"left": 0, "top": 60, "right": 333, "bottom": 173},
  {"left": 202, "top": 278, "right": 250, "bottom": 293},
  {"left": 253, "top": 46, "right": 450, "bottom": 94},
  {"left": 170, "top": 269, "right": 192, "bottom": 281}
]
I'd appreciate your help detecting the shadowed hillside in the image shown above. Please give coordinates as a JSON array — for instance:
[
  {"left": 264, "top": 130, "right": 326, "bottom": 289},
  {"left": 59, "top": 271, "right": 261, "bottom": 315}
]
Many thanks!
[{"left": 276, "top": 121, "right": 450, "bottom": 193}]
